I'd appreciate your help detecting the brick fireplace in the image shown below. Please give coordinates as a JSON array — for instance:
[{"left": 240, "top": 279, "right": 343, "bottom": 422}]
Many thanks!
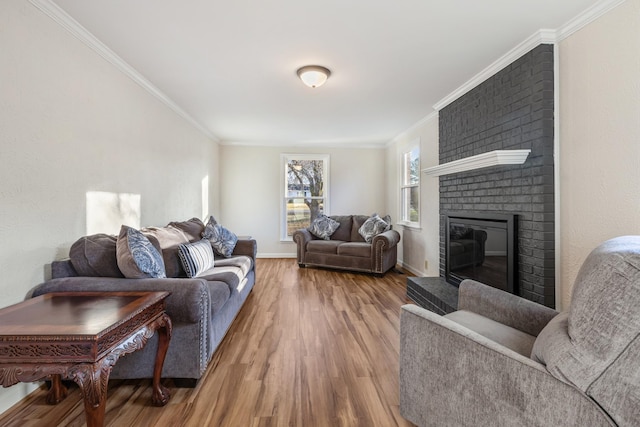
[{"left": 438, "top": 44, "right": 555, "bottom": 308}]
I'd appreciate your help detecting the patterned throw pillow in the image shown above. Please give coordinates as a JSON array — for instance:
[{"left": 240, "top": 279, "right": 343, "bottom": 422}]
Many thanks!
[
  {"left": 202, "top": 216, "right": 238, "bottom": 257},
  {"left": 116, "top": 225, "right": 166, "bottom": 279},
  {"left": 178, "top": 239, "right": 215, "bottom": 278},
  {"left": 308, "top": 214, "right": 340, "bottom": 240},
  {"left": 358, "top": 214, "right": 391, "bottom": 243}
]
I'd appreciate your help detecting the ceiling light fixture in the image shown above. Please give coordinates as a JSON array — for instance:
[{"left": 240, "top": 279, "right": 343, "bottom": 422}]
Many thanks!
[{"left": 297, "top": 65, "right": 331, "bottom": 88}]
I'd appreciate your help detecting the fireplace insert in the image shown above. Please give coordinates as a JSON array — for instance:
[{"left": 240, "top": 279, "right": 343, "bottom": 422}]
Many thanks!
[{"left": 445, "top": 212, "right": 517, "bottom": 294}]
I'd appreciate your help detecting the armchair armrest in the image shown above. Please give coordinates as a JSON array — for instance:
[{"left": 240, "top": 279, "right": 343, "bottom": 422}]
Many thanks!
[
  {"left": 27, "top": 276, "right": 210, "bottom": 324},
  {"left": 458, "top": 279, "right": 558, "bottom": 336},
  {"left": 399, "top": 304, "right": 613, "bottom": 427}
]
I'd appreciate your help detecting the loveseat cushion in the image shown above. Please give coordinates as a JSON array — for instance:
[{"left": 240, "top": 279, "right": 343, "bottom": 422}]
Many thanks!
[
  {"left": 69, "top": 233, "right": 124, "bottom": 278},
  {"left": 351, "top": 215, "right": 369, "bottom": 242},
  {"left": 337, "top": 242, "right": 371, "bottom": 258},
  {"left": 358, "top": 214, "right": 391, "bottom": 243},
  {"left": 308, "top": 214, "right": 340, "bottom": 240},
  {"left": 307, "top": 240, "right": 342, "bottom": 254},
  {"left": 328, "top": 215, "right": 353, "bottom": 242}
]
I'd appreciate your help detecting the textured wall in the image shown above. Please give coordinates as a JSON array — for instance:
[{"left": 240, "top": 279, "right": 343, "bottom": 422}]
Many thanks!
[
  {"left": 438, "top": 44, "right": 555, "bottom": 307},
  {"left": 559, "top": 0, "right": 640, "bottom": 308},
  {"left": 0, "top": 0, "right": 218, "bottom": 413}
]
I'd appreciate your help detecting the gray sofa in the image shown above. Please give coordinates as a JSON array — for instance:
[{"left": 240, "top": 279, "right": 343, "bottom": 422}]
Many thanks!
[
  {"left": 27, "top": 218, "right": 256, "bottom": 385},
  {"left": 400, "top": 235, "right": 640, "bottom": 426},
  {"left": 293, "top": 214, "right": 400, "bottom": 275}
]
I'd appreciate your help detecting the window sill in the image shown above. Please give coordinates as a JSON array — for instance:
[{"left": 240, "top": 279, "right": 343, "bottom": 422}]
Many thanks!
[{"left": 397, "top": 222, "right": 421, "bottom": 231}]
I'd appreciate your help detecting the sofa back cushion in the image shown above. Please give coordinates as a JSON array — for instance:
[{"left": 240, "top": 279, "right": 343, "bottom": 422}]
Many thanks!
[
  {"left": 142, "top": 225, "right": 192, "bottom": 278},
  {"left": 351, "top": 215, "right": 370, "bottom": 242},
  {"left": 69, "top": 233, "right": 124, "bottom": 278},
  {"left": 167, "top": 217, "right": 205, "bottom": 242},
  {"left": 329, "top": 215, "right": 353, "bottom": 242}
]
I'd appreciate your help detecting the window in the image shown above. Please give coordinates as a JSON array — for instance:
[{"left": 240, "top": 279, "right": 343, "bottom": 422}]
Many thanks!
[
  {"left": 401, "top": 145, "right": 420, "bottom": 225},
  {"left": 281, "top": 154, "right": 330, "bottom": 240}
]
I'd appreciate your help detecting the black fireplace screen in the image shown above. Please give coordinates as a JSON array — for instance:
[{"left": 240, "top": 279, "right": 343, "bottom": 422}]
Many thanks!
[{"left": 445, "top": 212, "right": 517, "bottom": 294}]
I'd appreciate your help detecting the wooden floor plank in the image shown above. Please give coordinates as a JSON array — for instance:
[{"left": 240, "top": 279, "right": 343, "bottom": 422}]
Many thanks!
[{"left": 0, "top": 259, "right": 415, "bottom": 426}]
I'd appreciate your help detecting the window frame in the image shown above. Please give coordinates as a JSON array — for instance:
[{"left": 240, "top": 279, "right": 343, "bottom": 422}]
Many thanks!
[
  {"left": 399, "top": 141, "right": 420, "bottom": 228},
  {"left": 280, "top": 153, "right": 330, "bottom": 241}
]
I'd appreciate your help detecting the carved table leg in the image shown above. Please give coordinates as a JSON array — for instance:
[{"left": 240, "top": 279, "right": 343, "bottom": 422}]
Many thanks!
[
  {"left": 151, "top": 313, "right": 172, "bottom": 406},
  {"left": 70, "top": 362, "right": 111, "bottom": 427},
  {"left": 46, "top": 374, "right": 68, "bottom": 404}
]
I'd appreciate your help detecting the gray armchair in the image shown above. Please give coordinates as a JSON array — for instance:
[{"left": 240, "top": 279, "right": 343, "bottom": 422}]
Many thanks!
[{"left": 400, "top": 235, "right": 640, "bottom": 426}]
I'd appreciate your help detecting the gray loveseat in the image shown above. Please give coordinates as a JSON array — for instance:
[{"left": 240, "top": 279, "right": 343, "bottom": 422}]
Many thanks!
[
  {"left": 400, "top": 235, "right": 640, "bottom": 426},
  {"left": 27, "top": 218, "right": 256, "bottom": 385},
  {"left": 293, "top": 214, "right": 400, "bottom": 275}
]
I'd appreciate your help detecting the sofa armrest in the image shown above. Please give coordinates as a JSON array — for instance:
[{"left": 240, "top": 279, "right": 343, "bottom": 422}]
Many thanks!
[
  {"left": 27, "top": 276, "right": 210, "bottom": 324},
  {"left": 399, "top": 304, "right": 614, "bottom": 427},
  {"left": 292, "top": 229, "right": 314, "bottom": 264},
  {"left": 232, "top": 239, "right": 257, "bottom": 261},
  {"left": 458, "top": 279, "right": 558, "bottom": 336},
  {"left": 372, "top": 229, "right": 400, "bottom": 249}
]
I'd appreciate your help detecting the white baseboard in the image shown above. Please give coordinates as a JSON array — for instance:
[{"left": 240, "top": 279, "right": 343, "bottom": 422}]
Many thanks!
[{"left": 256, "top": 253, "right": 297, "bottom": 259}]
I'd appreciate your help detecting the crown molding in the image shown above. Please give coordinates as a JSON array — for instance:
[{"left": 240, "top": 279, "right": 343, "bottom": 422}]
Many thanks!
[
  {"left": 556, "top": 0, "right": 628, "bottom": 41},
  {"left": 422, "top": 149, "right": 531, "bottom": 177},
  {"left": 388, "top": 110, "right": 438, "bottom": 146},
  {"left": 28, "top": 0, "right": 219, "bottom": 142},
  {"left": 433, "top": 30, "right": 557, "bottom": 111}
]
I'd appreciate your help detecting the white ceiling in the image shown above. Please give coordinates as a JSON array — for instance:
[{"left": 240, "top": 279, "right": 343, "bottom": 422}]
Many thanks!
[{"left": 49, "top": 0, "right": 603, "bottom": 147}]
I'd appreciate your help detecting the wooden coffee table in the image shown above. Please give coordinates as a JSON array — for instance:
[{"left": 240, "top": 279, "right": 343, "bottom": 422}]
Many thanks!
[{"left": 0, "top": 292, "right": 172, "bottom": 427}]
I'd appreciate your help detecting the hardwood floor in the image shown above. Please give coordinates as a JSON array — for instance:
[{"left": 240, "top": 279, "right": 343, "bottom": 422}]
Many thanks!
[{"left": 0, "top": 259, "right": 416, "bottom": 426}]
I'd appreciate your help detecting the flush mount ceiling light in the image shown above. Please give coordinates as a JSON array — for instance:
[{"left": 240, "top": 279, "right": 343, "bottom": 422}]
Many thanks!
[{"left": 297, "top": 65, "right": 331, "bottom": 88}]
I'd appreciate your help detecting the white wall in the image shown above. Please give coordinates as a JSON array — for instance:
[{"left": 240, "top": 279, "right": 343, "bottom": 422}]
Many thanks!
[
  {"left": 219, "top": 145, "right": 387, "bottom": 256},
  {"left": 558, "top": 0, "right": 640, "bottom": 308},
  {"left": 387, "top": 114, "right": 440, "bottom": 276},
  {"left": 0, "top": 0, "right": 218, "bottom": 413}
]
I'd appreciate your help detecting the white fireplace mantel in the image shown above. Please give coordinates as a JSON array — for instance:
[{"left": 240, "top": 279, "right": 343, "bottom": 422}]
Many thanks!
[{"left": 422, "top": 149, "right": 531, "bottom": 177}]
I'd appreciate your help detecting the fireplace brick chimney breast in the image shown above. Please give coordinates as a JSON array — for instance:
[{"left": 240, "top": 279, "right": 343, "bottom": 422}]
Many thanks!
[{"left": 438, "top": 44, "right": 555, "bottom": 308}]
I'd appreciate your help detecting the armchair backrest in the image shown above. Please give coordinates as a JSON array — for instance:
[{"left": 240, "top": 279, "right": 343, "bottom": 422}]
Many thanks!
[{"left": 532, "top": 235, "right": 640, "bottom": 426}]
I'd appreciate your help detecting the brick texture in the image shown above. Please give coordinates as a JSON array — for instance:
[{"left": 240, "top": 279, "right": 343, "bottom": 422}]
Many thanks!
[{"left": 438, "top": 44, "right": 555, "bottom": 307}]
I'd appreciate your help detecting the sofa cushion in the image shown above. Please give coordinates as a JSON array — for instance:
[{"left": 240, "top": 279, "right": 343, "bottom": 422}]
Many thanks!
[
  {"left": 308, "top": 214, "right": 340, "bottom": 240},
  {"left": 358, "top": 214, "right": 391, "bottom": 243},
  {"left": 351, "top": 215, "right": 369, "bottom": 242},
  {"left": 202, "top": 216, "right": 238, "bottom": 257},
  {"left": 329, "top": 215, "right": 353, "bottom": 242},
  {"left": 167, "top": 217, "right": 205, "bottom": 242},
  {"left": 337, "top": 242, "right": 371, "bottom": 258},
  {"left": 199, "top": 256, "right": 253, "bottom": 292},
  {"left": 307, "top": 240, "right": 342, "bottom": 254},
  {"left": 178, "top": 239, "right": 216, "bottom": 278},
  {"left": 69, "top": 233, "right": 124, "bottom": 278},
  {"left": 116, "top": 225, "right": 166, "bottom": 279},
  {"left": 142, "top": 225, "right": 192, "bottom": 278}
]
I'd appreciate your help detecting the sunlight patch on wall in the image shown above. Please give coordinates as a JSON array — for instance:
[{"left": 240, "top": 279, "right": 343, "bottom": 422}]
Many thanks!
[
  {"left": 86, "top": 191, "right": 141, "bottom": 235},
  {"left": 202, "top": 175, "right": 209, "bottom": 220}
]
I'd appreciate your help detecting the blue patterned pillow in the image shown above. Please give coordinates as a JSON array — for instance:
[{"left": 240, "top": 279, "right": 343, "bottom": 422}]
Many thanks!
[
  {"left": 202, "top": 216, "right": 238, "bottom": 257},
  {"left": 358, "top": 214, "right": 391, "bottom": 243},
  {"left": 116, "top": 225, "right": 166, "bottom": 279},
  {"left": 178, "top": 239, "right": 215, "bottom": 278},
  {"left": 308, "top": 214, "right": 340, "bottom": 240}
]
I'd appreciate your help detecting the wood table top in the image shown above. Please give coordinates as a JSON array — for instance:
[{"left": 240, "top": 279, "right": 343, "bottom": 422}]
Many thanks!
[{"left": 0, "top": 292, "right": 170, "bottom": 339}]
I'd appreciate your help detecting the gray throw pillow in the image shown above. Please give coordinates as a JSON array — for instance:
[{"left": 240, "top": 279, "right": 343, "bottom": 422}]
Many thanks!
[
  {"left": 178, "top": 238, "right": 215, "bottom": 278},
  {"left": 116, "top": 225, "right": 166, "bottom": 279},
  {"left": 358, "top": 214, "right": 391, "bottom": 243},
  {"left": 202, "top": 216, "right": 238, "bottom": 257},
  {"left": 308, "top": 214, "right": 340, "bottom": 240}
]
